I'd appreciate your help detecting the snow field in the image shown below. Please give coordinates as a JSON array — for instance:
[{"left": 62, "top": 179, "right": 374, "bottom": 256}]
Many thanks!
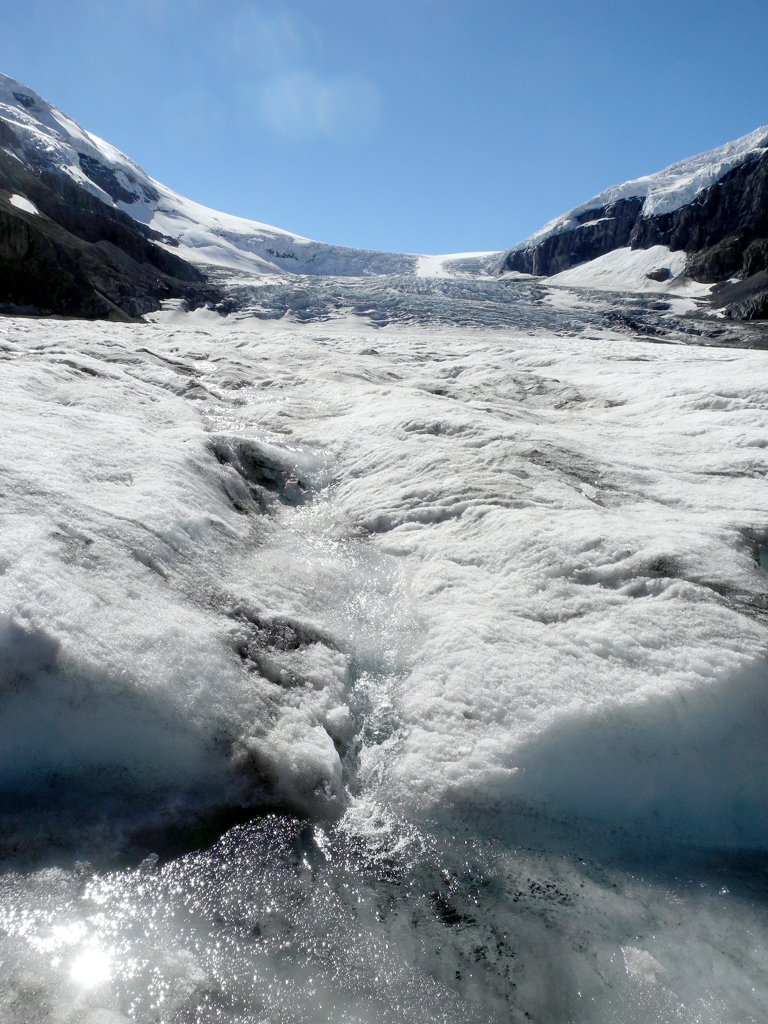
[
  {"left": 8, "top": 194, "right": 39, "bottom": 215},
  {"left": 544, "top": 245, "right": 713, "bottom": 298},
  {"left": 0, "top": 321, "right": 370, "bottom": 837}
]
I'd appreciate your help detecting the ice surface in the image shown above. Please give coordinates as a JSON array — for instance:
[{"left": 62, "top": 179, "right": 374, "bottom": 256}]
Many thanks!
[
  {"left": 1, "top": 287, "right": 766, "bottom": 839},
  {"left": 1, "top": 815, "right": 768, "bottom": 1023},
  {"left": 1, "top": 278, "right": 768, "bottom": 1020}
]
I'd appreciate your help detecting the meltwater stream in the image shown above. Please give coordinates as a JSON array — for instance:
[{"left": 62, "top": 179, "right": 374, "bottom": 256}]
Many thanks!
[
  {"left": 1, "top": 277, "right": 768, "bottom": 1022},
  {"left": 4, "top": 815, "right": 768, "bottom": 1024}
]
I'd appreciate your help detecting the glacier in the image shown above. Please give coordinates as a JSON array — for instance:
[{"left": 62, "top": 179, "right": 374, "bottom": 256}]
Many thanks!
[{"left": 1, "top": 275, "right": 767, "bottom": 1022}]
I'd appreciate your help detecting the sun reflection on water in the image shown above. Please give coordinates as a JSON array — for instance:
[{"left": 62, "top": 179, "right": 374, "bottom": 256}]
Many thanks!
[{"left": 70, "top": 946, "right": 112, "bottom": 987}]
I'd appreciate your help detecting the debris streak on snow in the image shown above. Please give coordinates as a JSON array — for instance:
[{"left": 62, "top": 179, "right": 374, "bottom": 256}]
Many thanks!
[{"left": 1, "top": 275, "right": 768, "bottom": 1022}]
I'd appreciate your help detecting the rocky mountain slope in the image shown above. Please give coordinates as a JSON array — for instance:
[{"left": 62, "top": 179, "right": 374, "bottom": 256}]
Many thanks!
[
  {"left": 496, "top": 126, "right": 768, "bottom": 319},
  {"left": 0, "top": 144, "right": 214, "bottom": 320},
  {"left": 0, "top": 72, "right": 417, "bottom": 319}
]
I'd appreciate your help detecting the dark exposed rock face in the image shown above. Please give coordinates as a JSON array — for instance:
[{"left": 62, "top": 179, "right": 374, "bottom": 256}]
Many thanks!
[
  {"left": 743, "top": 238, "right": 768, "bottom": 276},
  {"left": 500, "top": 147, "right": 768, "bottom": 318},
  {"left": 0, "top": 147, "right": 216, "bottom": 320},
  {"left": 504, "top": 199, "right": 644, "bottom": 277},
  {"left": 710, "top": 269, "right": 768, "bottom": 321},
  {"left": 646, "top": 267, "right": 672, "bottom": 282},
  {"left": 77, "top": 153, "right": 159, "bottom": 207}
]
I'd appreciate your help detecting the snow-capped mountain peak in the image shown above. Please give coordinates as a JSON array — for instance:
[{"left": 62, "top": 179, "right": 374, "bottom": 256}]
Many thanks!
[
  {"left": 0, "top": 72, "right": 417, "bottom": 277},
  {"left": 507, "top": 123, "right": 768, "bottom": 256},
  {"left": 0, "top": 73, "right": 157, "bottom": 208}
]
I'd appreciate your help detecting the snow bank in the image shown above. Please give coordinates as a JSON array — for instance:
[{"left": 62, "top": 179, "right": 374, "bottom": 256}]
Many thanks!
[
  {"left": 545, "top": 244, "right": 711, "bottom": 296},
  {"left": 8, "top": 193, "right": 38, "bottom": 215},
  {"left": 506, "top": 656, "right": 768, "bottom": 847}
]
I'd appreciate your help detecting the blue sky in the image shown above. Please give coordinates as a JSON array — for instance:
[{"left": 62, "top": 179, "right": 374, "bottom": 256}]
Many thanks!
[{"left": 2, "top": 1, "right": 768, "bottom": 254}]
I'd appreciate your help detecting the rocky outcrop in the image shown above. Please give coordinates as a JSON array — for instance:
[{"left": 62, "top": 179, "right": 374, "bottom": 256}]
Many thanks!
[
  {"left": 502, "top": 199, "right": 645, "bottom": 277},
  {"left": 710, "top": 269, "right": 768, "bottom": 321},
  {"left": 646, "top": 267, "right": 672, "bottom": 282},
  {"left": 0, "top": 147, "right": 216, "bottom": 320}
]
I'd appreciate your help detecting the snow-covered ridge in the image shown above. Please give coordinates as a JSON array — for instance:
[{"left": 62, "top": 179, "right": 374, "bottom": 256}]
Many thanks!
[
  {"left": 506, "top": 123, "right": 768, "bottom": 255},
  {"left": 0, "top": 72, "right": 417, "bottom": 277}
]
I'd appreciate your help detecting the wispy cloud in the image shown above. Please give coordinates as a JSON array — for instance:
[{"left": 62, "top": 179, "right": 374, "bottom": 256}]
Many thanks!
[
  {"left": 222, "top": 4, "right": 380, "bottom": 144},
  {"left": 88, "top": 1, "right": 382, "bottom": 146},
  {"left": 258, "top": 71, "right": 380, "bottom": 143}
]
